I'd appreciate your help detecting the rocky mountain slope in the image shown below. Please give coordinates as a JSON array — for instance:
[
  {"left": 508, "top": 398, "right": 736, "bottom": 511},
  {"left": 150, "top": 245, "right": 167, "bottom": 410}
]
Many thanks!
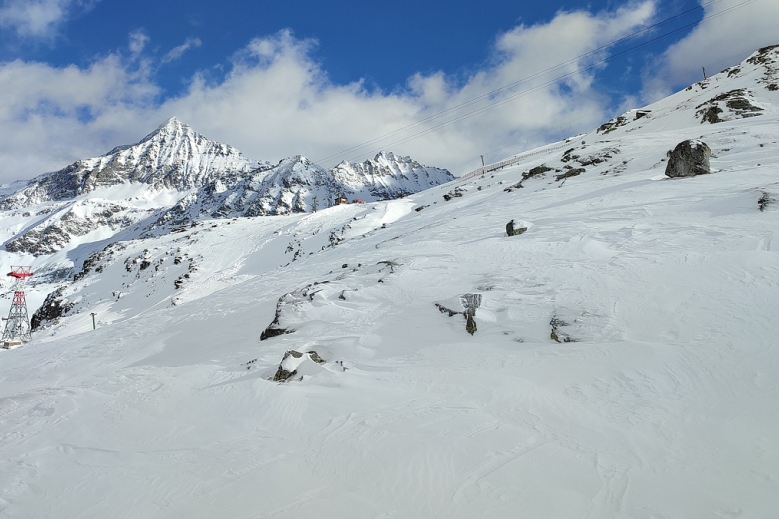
[
  {"left": 153, "top": 152, "right": 453, "bottom": 226},
  {"left": 0, "top": 119, "right": 453, "bottom": 261},
  {"left": 0, "top": 117, "right": 263, "bottom": 210},
  {"left": 0, "top": 44, "right": 778, "bottom": 519}
]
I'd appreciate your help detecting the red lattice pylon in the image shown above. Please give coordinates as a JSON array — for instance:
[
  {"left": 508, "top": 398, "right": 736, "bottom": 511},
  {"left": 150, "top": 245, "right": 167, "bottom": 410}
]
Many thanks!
[{"left": 3, "top": 266, "right": 33, "bottom": 343}]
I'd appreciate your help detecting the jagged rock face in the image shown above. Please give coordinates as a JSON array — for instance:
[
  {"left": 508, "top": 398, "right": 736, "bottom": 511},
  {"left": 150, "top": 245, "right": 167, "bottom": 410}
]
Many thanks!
[
  {"left": 0, "top": 118, "right": 262, "bottom": 210},
  {"left": 153, "top": 153, "right": 454, "bottom": 226},
  {"left": 332, "top": 152, "right": 454, "bottom": 199},
  {"left": 30, "top": 288, "right": 73, "bottom": 331},
  {"left": 746, "top": 44, "right": 779, "bottom": 91},
  {"left": 242, "top": 156, "right": 344, "bottom": 216},
  {"left": 4, "top": 200, "right": 153, "bottom": 256},
  {"left": 665, "top": 140, "right": 711, "bottom": 178},
  {"left": 695, "top": 89, "right": 763, "bottom": 124}
]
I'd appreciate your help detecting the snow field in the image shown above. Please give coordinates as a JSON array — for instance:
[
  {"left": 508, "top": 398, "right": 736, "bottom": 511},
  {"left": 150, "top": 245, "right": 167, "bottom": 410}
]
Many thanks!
[{"left": 1, "top": 50, "right": 779, "bottom": 517}]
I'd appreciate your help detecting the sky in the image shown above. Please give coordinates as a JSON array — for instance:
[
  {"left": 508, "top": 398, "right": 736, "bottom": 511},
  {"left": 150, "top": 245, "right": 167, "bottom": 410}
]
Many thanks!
[{"left": 0, "top": 0, "right": 777, "bottom": 182}]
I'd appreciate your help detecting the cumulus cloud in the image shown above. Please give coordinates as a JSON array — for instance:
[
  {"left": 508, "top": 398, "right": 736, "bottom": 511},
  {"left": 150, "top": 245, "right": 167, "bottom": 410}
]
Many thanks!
[
  {"left": 0, "top": 2, "right": 658, "bottom": 184},
  {"left": 0, "top": 52, "right": 158, "bottom": 180},
  {"left": 642, "top": 0, "right": 779, "bottom": 101},
  {"left": 0, "top": 0, "right": 97, "bottom": 39},
  {"left": 162, "top": 37, "right": 201, "bottom": 63}
]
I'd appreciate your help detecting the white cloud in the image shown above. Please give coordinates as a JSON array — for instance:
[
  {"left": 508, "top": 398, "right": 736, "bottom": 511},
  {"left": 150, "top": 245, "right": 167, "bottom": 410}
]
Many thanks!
[
  {"left": 0, "top": 0, "right": 97, "bottom": 39},
  {"left": 642, "top": 0, "right": 779, "bottom": 101},
  {"left": 128, "top": 29, "right": 149, "bottom": 56},
  {"left": 0, "top": 3, "right": 657, "bottom": 184},
  {"left": 0, "top": 53, "right": 158, "bottom": 180},
  {"left": 161, "top": 37, "right": 202, "bottom": 64}
]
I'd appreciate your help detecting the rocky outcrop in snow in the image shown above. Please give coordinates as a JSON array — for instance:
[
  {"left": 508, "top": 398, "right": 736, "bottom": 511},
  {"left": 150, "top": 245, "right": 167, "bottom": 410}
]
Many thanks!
[
  {"left": 5, "top": 200, "right": 154, "bottom": 256},
  {"left": 695, "top": 89, "right": 763, "bottom": 124},
  {"left": 30, "top": 287, "right": 73, "bottom": 331},
  {"left": 505, "top": 219, "right": 528, "bottom": 236},
  {"left": 435, "top": 293, "right": 482, "bottom": 335},
  {"left": 665, "top": 140, "right": 711, "bottom": 178}
]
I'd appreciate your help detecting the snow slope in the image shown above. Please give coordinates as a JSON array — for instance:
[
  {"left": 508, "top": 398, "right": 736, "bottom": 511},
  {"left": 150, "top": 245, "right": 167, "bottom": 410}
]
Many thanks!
[{"left": 0, "top": 45, "right": 778, "bottom": 518}]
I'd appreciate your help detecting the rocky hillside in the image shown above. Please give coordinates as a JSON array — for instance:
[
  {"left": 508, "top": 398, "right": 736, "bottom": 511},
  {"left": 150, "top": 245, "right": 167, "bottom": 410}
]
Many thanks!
[
  {"left": 153, "top": 153, "right": 455, "bottom": 226},
  {"left": 0, "top": 120, "right": 453, "bottom": 257}
]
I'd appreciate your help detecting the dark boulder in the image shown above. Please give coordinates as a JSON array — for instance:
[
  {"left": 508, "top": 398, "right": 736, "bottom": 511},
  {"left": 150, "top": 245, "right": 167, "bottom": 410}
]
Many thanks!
[
  {"left": 506, "top": 219, "right": 527, "bottom": 236},
  {"left": 665, "top": 140, "right": 711, "bottom": 178}
]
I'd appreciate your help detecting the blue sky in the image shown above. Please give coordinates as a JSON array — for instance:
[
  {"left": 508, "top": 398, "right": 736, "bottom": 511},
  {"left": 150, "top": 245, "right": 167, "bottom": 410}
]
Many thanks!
[{"left": 0, "top": 0, "right": 776, "bottom": 182}]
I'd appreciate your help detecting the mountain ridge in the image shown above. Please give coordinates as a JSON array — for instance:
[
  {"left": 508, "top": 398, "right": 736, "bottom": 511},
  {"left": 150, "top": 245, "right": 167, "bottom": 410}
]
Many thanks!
[{"left": 0, "top": 120, "right": 453, "bottom": 256}]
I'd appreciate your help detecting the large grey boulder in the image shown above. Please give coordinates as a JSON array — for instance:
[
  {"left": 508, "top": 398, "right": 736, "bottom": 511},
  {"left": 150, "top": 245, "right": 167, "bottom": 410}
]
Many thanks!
[{"left": 665, "top": 139, "right": 711, "bottom": 178}]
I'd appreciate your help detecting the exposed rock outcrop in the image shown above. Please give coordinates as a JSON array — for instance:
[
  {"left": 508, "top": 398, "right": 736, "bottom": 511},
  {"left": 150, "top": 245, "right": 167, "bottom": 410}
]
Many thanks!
[
  {"left": 665, "top": 140, "right": 711, "bottom": 178},
  {"left": 260, "top": 284, "right": 325, "bottom": 340},
  {"left": 30, "top": 288, "right": 74, "bottom": 331},
  {"left": 550, "top": 316, "right": 576, "bottom": 343},
  {"left": 695, "top": 89, "right": 763, "bottom": 124},
  {"left": 271, "top": 350, "right": 326, "bottom": 382},
  {"left": 435, "top": 293, "right": 482, "bottom": 335},
  {"left": 506, "top": 220, "right": 527, "bottom": 236}
]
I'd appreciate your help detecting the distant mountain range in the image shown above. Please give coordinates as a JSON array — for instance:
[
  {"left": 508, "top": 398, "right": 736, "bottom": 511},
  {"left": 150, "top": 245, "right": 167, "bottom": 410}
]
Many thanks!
[{"left": 0, "top": 117, "right": 453, "bottom": 256}]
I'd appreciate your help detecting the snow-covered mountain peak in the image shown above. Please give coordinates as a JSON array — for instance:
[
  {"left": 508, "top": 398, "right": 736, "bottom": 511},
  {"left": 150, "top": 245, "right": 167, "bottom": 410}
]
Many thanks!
[
  {"left": 105, "top": 116, "right": 195, "bottom": 156},
  {"left": 0, "top": 118, "right": 262, "bottom": 212},
  {"left": 332, "top": 151, "right": 454, "bottom": 199},
  {"left": 138, "top": 116, "right": 192, "bottom": 143},
  {"left": 282, "top": 155, "right": 315, "bottom": 166},
  {"left": 156, "top": 115, "right": 185, "bottom": 131}
]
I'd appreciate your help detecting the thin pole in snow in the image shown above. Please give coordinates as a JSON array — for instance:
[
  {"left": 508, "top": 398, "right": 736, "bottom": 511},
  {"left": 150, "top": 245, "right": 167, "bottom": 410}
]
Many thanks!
[
  {"left": 702, "top": 67, "right": 707, "bottom": 79},
  {"left": 90, "top": 312, "right": 96, "bottom": 330},
  {"left": 480, "top": 155, "right": 485, "bottom": 167}
]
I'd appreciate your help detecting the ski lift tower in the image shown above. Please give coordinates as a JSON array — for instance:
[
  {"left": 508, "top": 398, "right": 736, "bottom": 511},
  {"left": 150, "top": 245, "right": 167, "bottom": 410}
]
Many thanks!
[{"left": 3, "top": 266, "right": 33, "bottom": 346}]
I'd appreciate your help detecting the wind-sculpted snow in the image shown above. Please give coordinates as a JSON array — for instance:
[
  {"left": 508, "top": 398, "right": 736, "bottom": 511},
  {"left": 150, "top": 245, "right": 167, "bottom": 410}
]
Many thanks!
[{"left": 1, "top": 44, "right": 779, "bottom": 519}]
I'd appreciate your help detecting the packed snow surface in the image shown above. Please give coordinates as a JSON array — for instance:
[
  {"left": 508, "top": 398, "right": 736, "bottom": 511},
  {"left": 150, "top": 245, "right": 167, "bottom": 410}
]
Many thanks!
[{"left": 0, "top": 46, "right": 778, "bottom": 518}]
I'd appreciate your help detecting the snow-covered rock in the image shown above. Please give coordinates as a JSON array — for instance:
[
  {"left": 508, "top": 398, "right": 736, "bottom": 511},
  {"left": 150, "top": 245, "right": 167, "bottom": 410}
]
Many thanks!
[{"left": 665, "top": 139, "right": 711, "bottom": 178}]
